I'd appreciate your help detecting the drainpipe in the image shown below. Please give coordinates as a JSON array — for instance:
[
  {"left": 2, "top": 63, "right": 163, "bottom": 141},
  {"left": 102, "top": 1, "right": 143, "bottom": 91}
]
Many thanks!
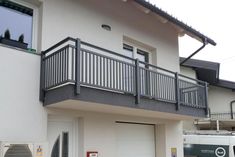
[
  {"left": 230, "top": 100, "right": 235, "bottom": 119},
  {"left": 180, "top": 38, "right": 208, "bottom": 65}
]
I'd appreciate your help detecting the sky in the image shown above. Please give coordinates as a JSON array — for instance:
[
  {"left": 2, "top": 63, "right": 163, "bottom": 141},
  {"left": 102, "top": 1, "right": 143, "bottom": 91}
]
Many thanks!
[{"left": 149, "top": 0, "right": 235, "bottom": 82}]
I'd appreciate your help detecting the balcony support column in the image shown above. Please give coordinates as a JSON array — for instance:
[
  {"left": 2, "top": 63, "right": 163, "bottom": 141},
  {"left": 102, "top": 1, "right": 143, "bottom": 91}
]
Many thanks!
[
  {"left": 175, "top": 72, "right": 180, "bottom": 110},
  {"left": 135, "top": 59, "right": 140, "bottom": 104},
  {"left": 75, "top": 38, "right": 81, "bottom": 95},
  {"left": 39, "top": 52, "right": 45, "bottom": 102}
]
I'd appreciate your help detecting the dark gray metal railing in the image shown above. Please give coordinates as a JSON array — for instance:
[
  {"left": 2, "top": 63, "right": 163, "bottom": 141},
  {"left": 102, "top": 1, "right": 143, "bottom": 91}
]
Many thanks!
[
  {"left": 210, "top": 112, "right": 235, "bottom": 120},
  {"left": 40, "top": 37, "right": 208, "bottom": 111}
]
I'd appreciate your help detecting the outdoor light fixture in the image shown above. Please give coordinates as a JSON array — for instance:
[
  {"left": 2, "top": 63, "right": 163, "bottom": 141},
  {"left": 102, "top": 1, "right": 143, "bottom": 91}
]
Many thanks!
[{"left": 101, "top": 24, "right": 111, "bottom": 31}]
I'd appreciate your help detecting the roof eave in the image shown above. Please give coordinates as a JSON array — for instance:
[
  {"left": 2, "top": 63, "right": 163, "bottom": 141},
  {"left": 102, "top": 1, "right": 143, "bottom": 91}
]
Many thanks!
[{"left": 134, "top": 0, "right": 216, "bottom": 46}]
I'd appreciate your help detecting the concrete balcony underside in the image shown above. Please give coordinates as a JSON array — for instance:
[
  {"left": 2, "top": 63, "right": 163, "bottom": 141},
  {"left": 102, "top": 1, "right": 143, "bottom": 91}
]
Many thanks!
[{"left": 44, "top": 84, "right": 206, "bottom": 119}]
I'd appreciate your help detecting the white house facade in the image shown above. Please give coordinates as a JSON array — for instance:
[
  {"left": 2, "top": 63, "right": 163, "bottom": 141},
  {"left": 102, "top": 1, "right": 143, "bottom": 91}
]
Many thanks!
[{"left": 0, "top": 0, "right": 216, "bottom": 157}]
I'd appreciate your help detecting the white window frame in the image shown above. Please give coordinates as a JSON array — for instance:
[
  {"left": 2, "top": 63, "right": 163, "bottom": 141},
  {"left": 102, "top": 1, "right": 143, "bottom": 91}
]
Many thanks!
[
  {"left": 123, "top": 42, "right": 151, "bottom": 63},
  {"left": 4, "top": 0, "right": 39, "bottom": 50}
]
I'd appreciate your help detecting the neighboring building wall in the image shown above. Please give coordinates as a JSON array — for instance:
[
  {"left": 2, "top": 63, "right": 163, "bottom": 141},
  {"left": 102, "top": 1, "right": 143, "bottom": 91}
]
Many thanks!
[
  {"left": 181, "top": 66, "right": 235, "bottom": 130},
  {"left": 40, "top": 0, "right": 179, "bottom": 72},
  {"left": 180, "top": 66, "right": 197, "bottom": 79},
  {"left": 0, "top": 46, "right": 47, "bottom": 142},
  {"left": 208, "top": 86, "right": 235, "bottom": 113}
]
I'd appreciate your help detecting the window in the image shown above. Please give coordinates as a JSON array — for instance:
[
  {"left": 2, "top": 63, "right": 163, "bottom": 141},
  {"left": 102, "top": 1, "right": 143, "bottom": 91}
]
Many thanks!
[
  {"left": 51, "top": 136, "right": 60, "bottom": 157},
  {"left": 62, "top": 132, "right": 69, "bottom": 157},
  {"left": 0, "top": 0, "right": 34, "bottom": 49},
  {"left": 123, "top": 43, "right": 149, "bottom": 65},
  {"left": 51, "top": 133, "right": 69, "bottom": 157},
  {"left": 123, "top": 43, "right": 151, "bottom": 95}
]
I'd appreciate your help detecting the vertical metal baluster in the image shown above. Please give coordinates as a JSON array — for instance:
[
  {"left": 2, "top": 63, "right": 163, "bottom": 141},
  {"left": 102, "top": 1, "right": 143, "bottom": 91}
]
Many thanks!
[
  {"left": 66, "top": 47, "right": 68, "bottom": 81},
  {"left": 113, "top": 60, "right": 116, "bottom": 89},
  {"left": 58, "top": 51, "right": 60, "bottom": 84},
  {"left": 121, "top": 63, "right": 126, "bottom": 91},
  {"left": 50, "top": 56, "right": 52, "bottom": 87},
  {"left": 103, "top": 57, "right": 106, "bottom": 87},
  {"left": 109, "top": 59, "right": 111, "bottom": 88},
  {"left": 100, "top": 57, "right": 102, "bottom": 86},
  {"left": 166, "top": 77, "right": 169, "bottom": 100},
  {"left": 88, "top": 53, "right": 91, "bottom": 84},
  {"left": 45, "top": 59, "right": 47, "bottom": 89},
  {"left": 54, "top": 53, "right": 57, "bottom": 85},
  {"left": 84, "top": 52, "right": 87, "bottom": 84},
  {"left": 105, "top": 58, "right": 111, "bottom": 88},
  {"left": 80, "top": 50, "right": 83, "bottom": 83},
  {"left": 118, "top": 62, "right": 120, "bottom": 90},
  {"left": 103, "top": 57, "right": 108, "bottom": 87},
  {"left": 63, "top": 48, "right": 66, "bottom": 82},
  {"left": 58, "top": 50, "right": 61, "bottom": 84},
  {"left": 62, "top": 49, "right": 65, "bottom": 83},
  {"left": 150, "top": 71, "right": 153, "bottom": 97},
  {"left": 96, "top": 55, "right": 98, "bottom": 86},
  {"left": 71, "top": 47, "right": 74, "bottom": 82},
  {"left": 160, "top": 74, "right": 162, "bottom": 99},
  {"left": 53, "top": 53, "right": 55, "bottom": 86},
  {"left": 48, "top": 57, "right": 50, "bottom": 88},
  {"left": 93, "top": 54, "right": 95, "bottom": 85},
  {"left": 50, "top": 55, "right": 53, "bottom": 86},
  {"left": 128, "top": 64, "right": 131, "bottom": 92},
  {"left": 130, "top": 65, "right": 134, "bottom": 93}
]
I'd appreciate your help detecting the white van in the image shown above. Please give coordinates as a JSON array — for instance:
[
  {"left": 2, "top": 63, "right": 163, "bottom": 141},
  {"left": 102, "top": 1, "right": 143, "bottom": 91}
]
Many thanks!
[{"left": 183, "top": 131, "right": 235, "bottom": 157}]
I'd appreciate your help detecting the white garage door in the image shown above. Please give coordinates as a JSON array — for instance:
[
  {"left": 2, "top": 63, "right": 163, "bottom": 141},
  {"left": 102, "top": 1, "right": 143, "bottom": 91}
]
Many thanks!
[{"left": 116, "top": 122, "right": 155, "bottom": 157}]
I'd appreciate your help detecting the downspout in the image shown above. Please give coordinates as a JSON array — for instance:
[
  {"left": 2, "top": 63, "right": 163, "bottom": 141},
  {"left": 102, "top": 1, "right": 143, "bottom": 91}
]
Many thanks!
[
  {"left": 180, "top": 38, "right": 208, "bottom": 65},
  {"left": 230, "top": 100, "right": 235, "bottom": 119}
]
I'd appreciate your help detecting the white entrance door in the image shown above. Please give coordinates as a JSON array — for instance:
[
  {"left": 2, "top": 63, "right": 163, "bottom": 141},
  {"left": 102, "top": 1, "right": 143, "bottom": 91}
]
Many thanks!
[
  {"left": 116, "top": 122, "right": 156, "bottom": 157},
  {"left": 48, "top": 118, "right": 74, "bottom": 157}
]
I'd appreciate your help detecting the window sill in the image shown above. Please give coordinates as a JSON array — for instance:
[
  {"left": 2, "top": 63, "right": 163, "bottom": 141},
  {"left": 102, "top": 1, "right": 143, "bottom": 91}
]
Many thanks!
[{"left": 0, "top": 43, "right": 40, "bottom": 56}]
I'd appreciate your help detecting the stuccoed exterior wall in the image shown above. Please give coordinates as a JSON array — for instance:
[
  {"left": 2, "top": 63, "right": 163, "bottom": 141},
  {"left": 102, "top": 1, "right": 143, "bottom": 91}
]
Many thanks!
[
  {"left": 40, "top": 0, "right": 179, "bottom": 72},
  {"left": 208, "top": 86, "right": 235, "bottom": 113},
  {"left": 0, "top": 46, "right": 47, "bottom": 142},
  {"left": 48, "top": 109, "right": 184, "bottom": 157}
]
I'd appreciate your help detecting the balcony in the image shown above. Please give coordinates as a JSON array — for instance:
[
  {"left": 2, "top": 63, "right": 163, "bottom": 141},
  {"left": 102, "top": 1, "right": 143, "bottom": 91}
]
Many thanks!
[
  {"left": 194, "top": 112, "right": 235, "bottom": 130},
  {"left": 40, "top": 37, "right": 208, "bottom": 117},
  {"left": 210, "top": 112, "right": 235, "bottom": 120}
]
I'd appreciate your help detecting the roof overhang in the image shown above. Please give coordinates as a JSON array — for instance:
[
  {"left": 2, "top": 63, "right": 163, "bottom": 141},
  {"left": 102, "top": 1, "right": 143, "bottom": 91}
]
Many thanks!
[
  {"left": 133, "top": 0, "right": 216, "bottom": 46},
  {"left": 180, "top": 57, "right": 235, "bottom": 90}
]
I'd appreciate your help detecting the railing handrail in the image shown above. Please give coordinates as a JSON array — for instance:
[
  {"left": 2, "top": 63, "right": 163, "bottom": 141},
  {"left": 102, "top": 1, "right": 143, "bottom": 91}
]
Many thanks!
[
  {"left": 43, "top": 37, "right": 76, "bottom": 55},
  {"left": 210, "top": 112, "right": 235, "bottom": 120},
  {"left": 178, "top": 73, "right": 206, "bottom": 84},
  {"left": 139, "top": 61, "right": 175, "bottom": 75},
  {"left": 81, "top": 41, "right": 136, "bottom": 62},
  {"left": 43, "top": 37, "right": 207, "bottom": 86}
]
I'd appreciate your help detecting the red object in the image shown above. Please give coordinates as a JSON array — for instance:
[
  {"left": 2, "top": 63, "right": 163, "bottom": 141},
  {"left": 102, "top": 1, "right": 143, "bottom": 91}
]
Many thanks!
[{"left": 87, "top": 152, "right": 98, "bottom": 157}]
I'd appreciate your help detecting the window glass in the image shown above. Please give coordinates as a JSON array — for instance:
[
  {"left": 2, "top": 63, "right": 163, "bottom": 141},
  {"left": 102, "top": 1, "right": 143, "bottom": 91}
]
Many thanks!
[
  {"left": 123, "top": 44, "right": 134, "bottom": 58},
  {"left": 0, "top": 1, "right": 33, "bottom": 48},
  {"left": 233, "top": 145, "right": 235, "bottom": 156},
  {"left": 137, "top": 49, "right": 148, "bottom": 63},
  {"left": 51, "top": 136, "right": 60, "bottom": 157},
  {"left": 62, "top": 132, "right": 69, "bottom": 157}
]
